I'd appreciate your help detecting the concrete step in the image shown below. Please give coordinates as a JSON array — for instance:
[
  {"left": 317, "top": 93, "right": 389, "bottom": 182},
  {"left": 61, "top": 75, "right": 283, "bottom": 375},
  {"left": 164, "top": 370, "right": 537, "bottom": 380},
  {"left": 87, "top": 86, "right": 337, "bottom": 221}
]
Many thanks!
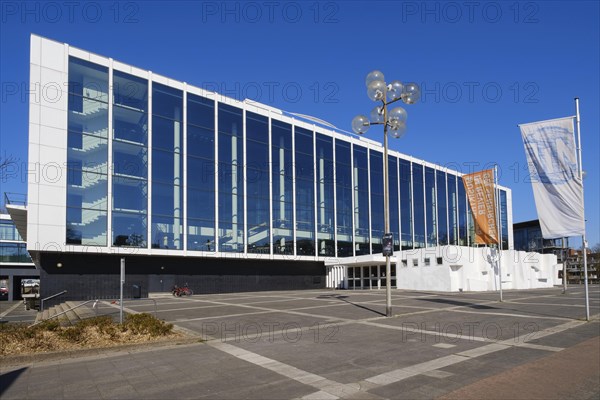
[
  {"left": 65, "top": 301, "right": 96, "bottom": 321},
  {"left": 33, "top": 300, "right": 99, "bottom": 326}
]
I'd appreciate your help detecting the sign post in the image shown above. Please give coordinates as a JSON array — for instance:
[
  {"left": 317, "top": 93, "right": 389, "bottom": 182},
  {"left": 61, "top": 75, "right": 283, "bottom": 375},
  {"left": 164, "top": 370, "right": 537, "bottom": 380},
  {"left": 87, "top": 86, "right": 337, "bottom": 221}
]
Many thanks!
[{"left": 120, "top": 258, "right": 125, "bottom": 324}]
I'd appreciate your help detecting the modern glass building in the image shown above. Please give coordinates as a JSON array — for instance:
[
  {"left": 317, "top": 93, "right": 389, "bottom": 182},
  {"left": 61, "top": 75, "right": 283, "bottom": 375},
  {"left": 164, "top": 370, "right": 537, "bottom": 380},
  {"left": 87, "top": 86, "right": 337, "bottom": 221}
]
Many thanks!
[{"left": 15, "top": 35, "right": 514, "bottom": 299}]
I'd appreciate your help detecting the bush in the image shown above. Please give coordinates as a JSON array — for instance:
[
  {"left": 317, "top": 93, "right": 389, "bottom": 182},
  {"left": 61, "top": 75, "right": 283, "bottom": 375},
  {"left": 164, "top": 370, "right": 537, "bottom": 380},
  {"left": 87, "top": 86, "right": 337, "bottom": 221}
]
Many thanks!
[
  {"left": 124, "top": 313, "right": 174, "bottom": 336},
  {"left": 0, "top": 313, "right": 176, "bottom": 356}
]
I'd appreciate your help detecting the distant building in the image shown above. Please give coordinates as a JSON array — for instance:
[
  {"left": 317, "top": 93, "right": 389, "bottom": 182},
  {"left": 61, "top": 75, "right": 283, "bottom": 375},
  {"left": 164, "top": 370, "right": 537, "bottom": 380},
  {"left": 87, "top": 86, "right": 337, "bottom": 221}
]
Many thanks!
[
  {"left": 0, "top": 213, "right": 38, "bottom": 301},
  {"left": 513, "top": 219, "right": 599, "bottom": 285}
]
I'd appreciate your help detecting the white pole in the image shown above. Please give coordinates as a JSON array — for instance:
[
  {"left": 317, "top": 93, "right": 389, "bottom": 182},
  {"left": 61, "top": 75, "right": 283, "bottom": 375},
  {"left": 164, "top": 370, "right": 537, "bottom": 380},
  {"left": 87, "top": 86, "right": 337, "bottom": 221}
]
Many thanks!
[
  {"left": 574, "top": 97, "right": 590, "bottom": 321},
  {"left": 494, "top": 165, "right": 503, "bottom": 302},
  {"left": 120, "top": 258, "right": 125, "bottom": 324}
]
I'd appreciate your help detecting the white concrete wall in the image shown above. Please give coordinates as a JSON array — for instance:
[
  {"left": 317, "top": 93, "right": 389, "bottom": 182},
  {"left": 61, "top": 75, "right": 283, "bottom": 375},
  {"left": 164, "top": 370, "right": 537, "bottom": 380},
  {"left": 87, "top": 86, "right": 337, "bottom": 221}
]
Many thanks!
[
  {"left": 328, "top": 246, "right": 559, "bottom": 292},
  {"left": 27, "top": 35, "right": 68, "bottom": 252}
]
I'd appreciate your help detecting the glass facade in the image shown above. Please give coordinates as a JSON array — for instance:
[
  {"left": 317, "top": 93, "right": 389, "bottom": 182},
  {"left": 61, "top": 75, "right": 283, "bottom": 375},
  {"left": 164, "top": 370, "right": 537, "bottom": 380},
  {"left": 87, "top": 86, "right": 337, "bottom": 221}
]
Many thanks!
[
  {"left": 0, "top": 220, "right": 22, "bottom": 241},
  {"left": 66, "top": 57, "right": 109, "bottom": 246},
  {"left": 353, "top": 147, "right": 369, "bottom": 255},
  {"left": 112, "top": 70, "right": 148, "bottom": 247},
  {"left": 246, "top": 112, "right": 270, "bottom": 254},
  {"left": 295, "top": 127, "right": 315, "bottom": 256},
  {"left": 218, "top": 104, "right": 244, "bottom": 252},
  {"left": 335, "top": 141, "right": 353, "bottom": 257},
  {"left": 63, "top": 58, "right": 512, "bottom": 255},
  {"left": 187, "top": 93, "right": 215, "bottom": 251}
]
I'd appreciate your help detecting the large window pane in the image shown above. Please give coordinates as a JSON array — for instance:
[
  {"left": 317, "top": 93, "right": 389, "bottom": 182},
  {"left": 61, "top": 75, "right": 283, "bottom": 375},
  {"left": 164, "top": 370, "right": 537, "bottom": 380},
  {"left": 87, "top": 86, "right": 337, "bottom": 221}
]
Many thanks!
[
  {"left": 389, "top": 156, "right": 400, "bottom": 251},
  {"left": 218, "top": 103, "right": 243, "bottom": 136},
  {"left": 113, "top": 106, "right": 148, "bottom": 145},
  {"left": 151, "top": 183, "right": 182, "bottom": 217},
  {"left": 113, "top": 141, "right": 148, "bottom": 178},
  {"left": 188, "top": 218, "right": 215, "bottom": 251},
  {"left": 112, "top": 212, "right": 147, "bottom": 247},
  {"left": 113, "top": 176, "right": 148, "bottom": 213},
  {"left": 336, "top": 140, "right": 353, "bottom": 257},
  {"left": 436, "top": 170, "right": 448, "bottom": 245},
  {"left": 152, "top": 149, "right": 182, "bottom": 185},
  {"left": 413, "top": 163, "right": 425, "bottom": 248},
  {"left": 152, "top": 83, "right": 182, "bottom": 120},
  {"left": 316, "top": 134, "right": 334, "bottom": 257},
  {"left": 425, "top": 167, "right": 437, "bottom": 247},
  {"left": 448, "top": 174, "right": 458, "bottom": 245},
  {"left": 67, "top": 57, "right": 108, "bottom": 246},
  {"left": 67, "top": 172, "right": 107, "bottom": 210},
  {"left": 68, "top": 57, "right": 108, "bottom": 102},
  {"left": 187, "top": 189, "right": 215, "bottom": 220},
  {"left": 458, "top": 178, "right": 468, "bottom": 246},
  {"left": 153, "top": 115, "right": 182, "bottom": 152},
  {"left": 0, "top": 243, "right": 31, "bottom": 263},
  {"left": 66, "top": 209, "right": 107, "bottom": 246},
  {"left": 68, "top": 98, "right": 108, "bottom": 137},
  {"left": 151, "top": 215, "right": 182, "bottom": 250},
  {"left": 187, "top": 94, "right": 214, "bottom": 129},
  {"left": 370, "top": 151, "right": 383, "bottom": 253},
  {"left": 353, "top": 146, "right": 369, "bottom": 255},
  {"left": 0, "top": 220, "right": 21, "bottom": 241},
  {"left": 113, "top": 71, "right": 147, "bottom": 111},
  {"left": 187, "top": 125, "right": 214, "bottom": 160},
  {"left": 246, "top": 112, "right": 268, "bottom": 144},
  {"left": 400, "top": 159, "right": 413, "bottom": 250}
]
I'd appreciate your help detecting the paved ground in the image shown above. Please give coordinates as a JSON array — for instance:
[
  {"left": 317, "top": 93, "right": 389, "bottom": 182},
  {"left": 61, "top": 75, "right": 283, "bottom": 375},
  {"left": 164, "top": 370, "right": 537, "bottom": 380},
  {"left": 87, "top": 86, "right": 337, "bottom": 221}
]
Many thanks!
[
  {"left": 1, "top": 286, "right": 599, "bottom": 399},
  {"left": 0, "top": 301, "right": 37, "bottom": 324}
]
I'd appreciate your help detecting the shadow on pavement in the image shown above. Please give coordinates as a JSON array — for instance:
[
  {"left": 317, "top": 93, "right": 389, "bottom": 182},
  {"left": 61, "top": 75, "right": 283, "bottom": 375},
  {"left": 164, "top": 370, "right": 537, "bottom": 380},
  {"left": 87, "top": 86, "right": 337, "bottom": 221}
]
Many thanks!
[
  {"left": 0, "top": 367, "right": 28, "bottom": 396},
  {"left": 417, "top": 298, "right": 498, "bottom": 309},
  {"left": 317, "top": 294, "right": 386, "bottom": 317}
]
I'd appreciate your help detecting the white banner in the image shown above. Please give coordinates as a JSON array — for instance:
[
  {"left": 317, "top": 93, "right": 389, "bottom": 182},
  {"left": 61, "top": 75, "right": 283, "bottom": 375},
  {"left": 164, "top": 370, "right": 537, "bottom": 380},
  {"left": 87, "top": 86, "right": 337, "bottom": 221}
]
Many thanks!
[{"left": 519, "top": 117, "right": 584, "bottom": 238}]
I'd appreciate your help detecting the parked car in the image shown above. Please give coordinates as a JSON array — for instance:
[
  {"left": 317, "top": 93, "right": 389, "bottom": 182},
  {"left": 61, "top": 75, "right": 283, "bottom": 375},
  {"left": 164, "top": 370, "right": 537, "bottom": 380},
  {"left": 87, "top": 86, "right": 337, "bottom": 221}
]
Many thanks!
[{"left": 0, "top": 286, "right": 8, "bottom": 297}]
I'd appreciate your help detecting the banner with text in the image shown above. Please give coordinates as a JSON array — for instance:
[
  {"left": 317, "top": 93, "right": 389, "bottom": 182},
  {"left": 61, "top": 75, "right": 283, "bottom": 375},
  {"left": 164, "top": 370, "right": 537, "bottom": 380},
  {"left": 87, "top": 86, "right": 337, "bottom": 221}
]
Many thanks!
[
  {"left": 463, "top": 169, "right": 499, "bottom": 245},
  {"left": 519, "top": 117, "right": 584, "bottom": 239}
]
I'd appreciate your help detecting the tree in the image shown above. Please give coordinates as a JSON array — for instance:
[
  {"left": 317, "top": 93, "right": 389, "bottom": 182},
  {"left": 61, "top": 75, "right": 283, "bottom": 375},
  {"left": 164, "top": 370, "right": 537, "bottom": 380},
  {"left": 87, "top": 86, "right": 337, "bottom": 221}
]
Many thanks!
[
  {"left": 0, "top": 153, "right": 18, "bottom": 173},
  {"left": 592, "top": 243, "right": 600, "bottom": 254}
]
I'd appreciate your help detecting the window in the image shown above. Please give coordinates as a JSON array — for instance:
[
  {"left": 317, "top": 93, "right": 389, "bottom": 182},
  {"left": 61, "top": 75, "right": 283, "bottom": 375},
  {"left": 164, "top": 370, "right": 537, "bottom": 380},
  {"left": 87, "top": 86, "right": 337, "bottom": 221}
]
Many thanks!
[
  {"left": 151, "top": 83, "right": 183, "bottom": 250},
  {"left": 217, "top": 103, "right": 244, "bottom": 252},
  {"left": 246, "top": 112, "right": 270, "bottom": 254},
  {"left": 67, "top": 57, "right": 109, "bottom": 246},
  {"left": 187, "top": 93, "right": 215, "bottom": 251},
  {"left": 353, "top": 146, "right": 369, "bottom": 255},
  {"left": 400, "top": 159, "right": 412, "bottom": 250},
  {"left": 112, "top": 71, "right": 148, "bottom": 248},
  {"left": 370, "top": 151, "right": 384, "bottom": 254},
  {"left": 272, "top": 120, "right": 293, "bottom": 255},
  {"left": 316, "top": 134, "right": 334, "bottom": 256},
  {"left": 336, "top": 140, "right": 353, "bottom": 257},
  {"left": 295, "top": 127, "right": 315, "bottom": 256}
]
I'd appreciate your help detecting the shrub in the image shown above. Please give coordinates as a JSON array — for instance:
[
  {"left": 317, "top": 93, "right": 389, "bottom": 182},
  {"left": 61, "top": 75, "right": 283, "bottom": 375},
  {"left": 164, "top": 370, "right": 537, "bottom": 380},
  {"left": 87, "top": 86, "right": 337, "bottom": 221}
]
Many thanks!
[{"left": 124, "top": 313, "right": 173, "bottom": 336}]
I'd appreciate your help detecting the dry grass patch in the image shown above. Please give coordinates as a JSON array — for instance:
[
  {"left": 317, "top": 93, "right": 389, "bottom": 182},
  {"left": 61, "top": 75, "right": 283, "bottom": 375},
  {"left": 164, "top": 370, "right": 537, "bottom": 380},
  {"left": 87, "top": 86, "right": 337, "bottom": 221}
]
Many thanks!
[{"left": 0, "top": 313, "right": 181, "bottom": 356}]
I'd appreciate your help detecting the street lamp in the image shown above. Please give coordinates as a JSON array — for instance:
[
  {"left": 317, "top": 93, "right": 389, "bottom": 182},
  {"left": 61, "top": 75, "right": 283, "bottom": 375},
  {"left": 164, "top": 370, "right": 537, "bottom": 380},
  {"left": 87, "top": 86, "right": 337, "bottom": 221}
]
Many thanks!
[{"left": 352, "top": 70, "right": 420, "bottom": 317}]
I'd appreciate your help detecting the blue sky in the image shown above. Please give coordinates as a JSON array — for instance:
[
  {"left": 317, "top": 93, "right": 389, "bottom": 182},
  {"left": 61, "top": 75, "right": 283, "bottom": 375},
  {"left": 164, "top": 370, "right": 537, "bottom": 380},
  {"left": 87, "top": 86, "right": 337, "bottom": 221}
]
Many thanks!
[{"left": 1, "top": 1, "right": 599, "bottom": 247}]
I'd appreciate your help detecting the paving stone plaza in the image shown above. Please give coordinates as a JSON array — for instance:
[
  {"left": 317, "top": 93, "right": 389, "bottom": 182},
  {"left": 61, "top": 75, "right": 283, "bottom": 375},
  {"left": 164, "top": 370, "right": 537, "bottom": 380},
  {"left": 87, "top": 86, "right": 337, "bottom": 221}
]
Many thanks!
[{"left": 1, "top": 286, "right": 599, "bottom": 399}]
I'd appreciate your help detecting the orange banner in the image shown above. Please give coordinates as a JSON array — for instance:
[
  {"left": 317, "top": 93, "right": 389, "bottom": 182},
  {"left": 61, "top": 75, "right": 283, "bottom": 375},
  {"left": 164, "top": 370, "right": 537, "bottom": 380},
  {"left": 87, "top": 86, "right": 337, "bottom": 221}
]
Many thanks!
[{"left": 462, "top": 169, "right": 499, "bottom": 245}]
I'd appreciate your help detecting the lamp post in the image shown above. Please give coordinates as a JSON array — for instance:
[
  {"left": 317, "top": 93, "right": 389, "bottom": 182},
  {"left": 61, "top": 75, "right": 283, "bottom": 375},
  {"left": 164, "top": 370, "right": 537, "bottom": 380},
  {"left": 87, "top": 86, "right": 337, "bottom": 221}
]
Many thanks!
[{"left": 352, "top": 70, "right": 420, "bottom": 317}]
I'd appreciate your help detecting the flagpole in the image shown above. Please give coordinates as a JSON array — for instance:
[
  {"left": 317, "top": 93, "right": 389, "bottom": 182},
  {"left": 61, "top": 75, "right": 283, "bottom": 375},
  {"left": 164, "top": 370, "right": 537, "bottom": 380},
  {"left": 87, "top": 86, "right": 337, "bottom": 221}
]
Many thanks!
[
  {"left": 575, "top": 97, "right": 590, "bottom": 321},
  {"left": 494, "top": 165, "right": 503, "bottom": 302}
]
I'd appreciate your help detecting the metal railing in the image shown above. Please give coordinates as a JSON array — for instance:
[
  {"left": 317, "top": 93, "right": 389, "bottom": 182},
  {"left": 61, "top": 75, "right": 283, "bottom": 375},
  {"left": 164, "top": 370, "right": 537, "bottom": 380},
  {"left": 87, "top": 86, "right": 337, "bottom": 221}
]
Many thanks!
[
  {"left": 100, "top": 297, "right": 158, "bottom": 318},
  {"left": 4, "top": 192, "right": 27, "bottom": 206},
  {"left": 31, "top": 298, "right": 98, "bottom": 327},
  {"left": 40, "top": 290, "right": 67, "bottom": 312}
]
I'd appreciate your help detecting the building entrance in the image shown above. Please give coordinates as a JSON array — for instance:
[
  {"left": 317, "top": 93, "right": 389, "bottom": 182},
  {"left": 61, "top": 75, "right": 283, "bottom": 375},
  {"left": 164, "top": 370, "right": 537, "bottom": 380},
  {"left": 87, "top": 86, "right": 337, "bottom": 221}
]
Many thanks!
[{"left": 347, "top": 265, "right": 396, "bottom": 290}]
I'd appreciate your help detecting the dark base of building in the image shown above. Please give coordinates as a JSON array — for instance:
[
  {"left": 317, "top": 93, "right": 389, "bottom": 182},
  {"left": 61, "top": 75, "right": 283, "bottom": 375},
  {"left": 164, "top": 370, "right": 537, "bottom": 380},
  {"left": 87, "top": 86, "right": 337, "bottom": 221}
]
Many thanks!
[{"left": 37, "top": 252, "right": 326, "bottom": 307}]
